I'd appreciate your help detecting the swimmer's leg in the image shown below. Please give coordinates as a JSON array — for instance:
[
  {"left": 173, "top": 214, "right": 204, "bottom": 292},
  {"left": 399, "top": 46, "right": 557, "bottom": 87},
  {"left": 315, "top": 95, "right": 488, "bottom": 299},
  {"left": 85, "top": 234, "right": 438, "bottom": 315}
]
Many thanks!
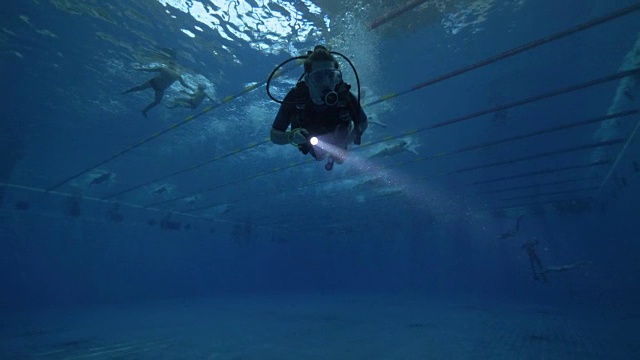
[
  {"left": 528, "top": 258, "right": 539, "bottom": 281},
  {"left": 540, "top": 272, "right": 549, "bottom": 283},
  {"left": 142, "top": 89, "right": 165, "bottom": 117},
  {"left": 122, "top": 80, "right": 152, "bottom": 94}
]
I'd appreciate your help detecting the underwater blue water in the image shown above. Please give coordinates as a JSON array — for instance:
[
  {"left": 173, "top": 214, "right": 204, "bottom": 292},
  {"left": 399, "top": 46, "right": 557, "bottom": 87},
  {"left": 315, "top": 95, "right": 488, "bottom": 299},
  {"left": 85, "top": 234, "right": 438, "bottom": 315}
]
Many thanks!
[{"left": 1, "top": 0, "right": 640, "bottom": 358}]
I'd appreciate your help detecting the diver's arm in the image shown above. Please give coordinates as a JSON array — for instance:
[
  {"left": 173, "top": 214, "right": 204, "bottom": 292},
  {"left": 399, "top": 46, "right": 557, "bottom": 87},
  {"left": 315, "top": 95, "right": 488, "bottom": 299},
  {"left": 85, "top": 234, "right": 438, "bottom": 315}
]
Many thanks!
[
  {"left": 352, "top": 93, "right": 368, "bottom": 134},
  {"left": 270, "top": 100, "right": 297, "bottom": 145},
  {"left": 357, "top": 108, "right": 368, "bottom": 133},
  {"left": 270, "top": 128, "right": 292, "bottom": 145},
  {"left": 353, "top": 104, "right": 368, "bottom": 145}
]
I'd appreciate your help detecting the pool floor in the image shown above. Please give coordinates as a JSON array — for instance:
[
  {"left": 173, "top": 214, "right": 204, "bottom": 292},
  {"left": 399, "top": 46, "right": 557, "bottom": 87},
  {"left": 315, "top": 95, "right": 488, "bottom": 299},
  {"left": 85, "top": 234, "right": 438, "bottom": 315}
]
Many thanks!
[{"left": 2, "top": 294, "right": 637, "bottom": 359}]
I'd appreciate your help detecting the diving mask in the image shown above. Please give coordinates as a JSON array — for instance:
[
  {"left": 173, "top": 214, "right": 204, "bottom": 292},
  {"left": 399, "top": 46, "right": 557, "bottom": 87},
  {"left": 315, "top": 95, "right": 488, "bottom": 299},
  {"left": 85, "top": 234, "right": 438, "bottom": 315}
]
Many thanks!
[{"left": 308, "top": 69, "right": 342, "bottom": 87}]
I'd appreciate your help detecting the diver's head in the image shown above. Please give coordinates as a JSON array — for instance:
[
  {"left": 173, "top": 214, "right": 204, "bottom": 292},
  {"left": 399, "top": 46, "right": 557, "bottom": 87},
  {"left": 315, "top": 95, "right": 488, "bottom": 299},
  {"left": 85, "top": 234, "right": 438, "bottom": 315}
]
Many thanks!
[
  {"left": 304, "top": 45, "right": 342, "bottom": 106},
  {"left": 197, "top": 83, "right": 206, "bottom": 90}
]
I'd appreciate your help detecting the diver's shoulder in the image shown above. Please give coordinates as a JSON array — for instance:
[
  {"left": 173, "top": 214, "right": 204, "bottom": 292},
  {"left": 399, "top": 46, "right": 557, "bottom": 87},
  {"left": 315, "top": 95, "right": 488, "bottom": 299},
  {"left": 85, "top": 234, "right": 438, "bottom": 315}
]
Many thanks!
[{"left": 283, "top": 82, "right": 308, "bottom": 101}]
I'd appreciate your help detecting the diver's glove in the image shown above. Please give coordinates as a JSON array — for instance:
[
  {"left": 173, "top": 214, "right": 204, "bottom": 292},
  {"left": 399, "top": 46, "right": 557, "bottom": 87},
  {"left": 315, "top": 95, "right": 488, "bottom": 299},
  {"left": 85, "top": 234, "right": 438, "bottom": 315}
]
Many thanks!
[{"left": 289, "top": 128, "right": 310, "bottom": 146}]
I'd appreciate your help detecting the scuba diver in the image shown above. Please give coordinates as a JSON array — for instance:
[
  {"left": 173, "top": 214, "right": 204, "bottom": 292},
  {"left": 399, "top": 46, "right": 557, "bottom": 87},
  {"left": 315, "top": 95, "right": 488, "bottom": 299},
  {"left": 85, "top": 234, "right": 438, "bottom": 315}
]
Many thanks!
[
  {"left": 522, "top": 238, "right": 548, "bottom": 282},
  {"left": 122, "top": 60, "right": 194, "bottom": 117},
  {"left": 267, "top": 45, "right": 368, "bottom": 171},
  {"left": 165, "top": 84, "right": 214, "bottom": 110},
  {"left": 522, "top": 238, "right": 592, "bottom": 283},
  {"left": 151, "top": 184, "right": 170, "bottom": 196},
  {"left": 369, "top": 139, "right": 419, "bottom": 159},
  {"left": 88, "top": 171, "right": 113, "bottom": 186}
]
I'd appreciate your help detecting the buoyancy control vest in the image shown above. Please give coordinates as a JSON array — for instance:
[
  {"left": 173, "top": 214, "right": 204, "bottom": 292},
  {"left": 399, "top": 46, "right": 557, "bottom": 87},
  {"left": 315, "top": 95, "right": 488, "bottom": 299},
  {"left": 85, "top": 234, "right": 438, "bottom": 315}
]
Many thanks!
[{"left": 288, "top": 81, "right": 358, "bottom": 136}]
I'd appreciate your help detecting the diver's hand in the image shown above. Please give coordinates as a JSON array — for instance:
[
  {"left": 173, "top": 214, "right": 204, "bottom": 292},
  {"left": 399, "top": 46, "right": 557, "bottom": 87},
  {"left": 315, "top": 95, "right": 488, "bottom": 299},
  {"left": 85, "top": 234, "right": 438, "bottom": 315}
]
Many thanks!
[{"left": 289, "top": 128, "right": 309, "bottom": 146}]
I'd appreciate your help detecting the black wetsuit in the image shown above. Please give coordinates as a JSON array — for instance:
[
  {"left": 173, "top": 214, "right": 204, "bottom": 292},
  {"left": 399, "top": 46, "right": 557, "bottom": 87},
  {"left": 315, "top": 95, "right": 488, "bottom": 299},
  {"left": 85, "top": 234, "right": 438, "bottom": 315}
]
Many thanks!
[{"left": 272, "top": 81, "right": 367, "bottom": 159}]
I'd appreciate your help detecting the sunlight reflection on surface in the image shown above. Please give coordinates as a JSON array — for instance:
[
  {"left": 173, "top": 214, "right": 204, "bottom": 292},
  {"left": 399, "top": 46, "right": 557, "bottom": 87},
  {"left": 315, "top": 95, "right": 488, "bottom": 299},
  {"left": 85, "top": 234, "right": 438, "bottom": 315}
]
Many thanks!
[{"left": 156, "top": 0, "right": 329, "bottom": 54}]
